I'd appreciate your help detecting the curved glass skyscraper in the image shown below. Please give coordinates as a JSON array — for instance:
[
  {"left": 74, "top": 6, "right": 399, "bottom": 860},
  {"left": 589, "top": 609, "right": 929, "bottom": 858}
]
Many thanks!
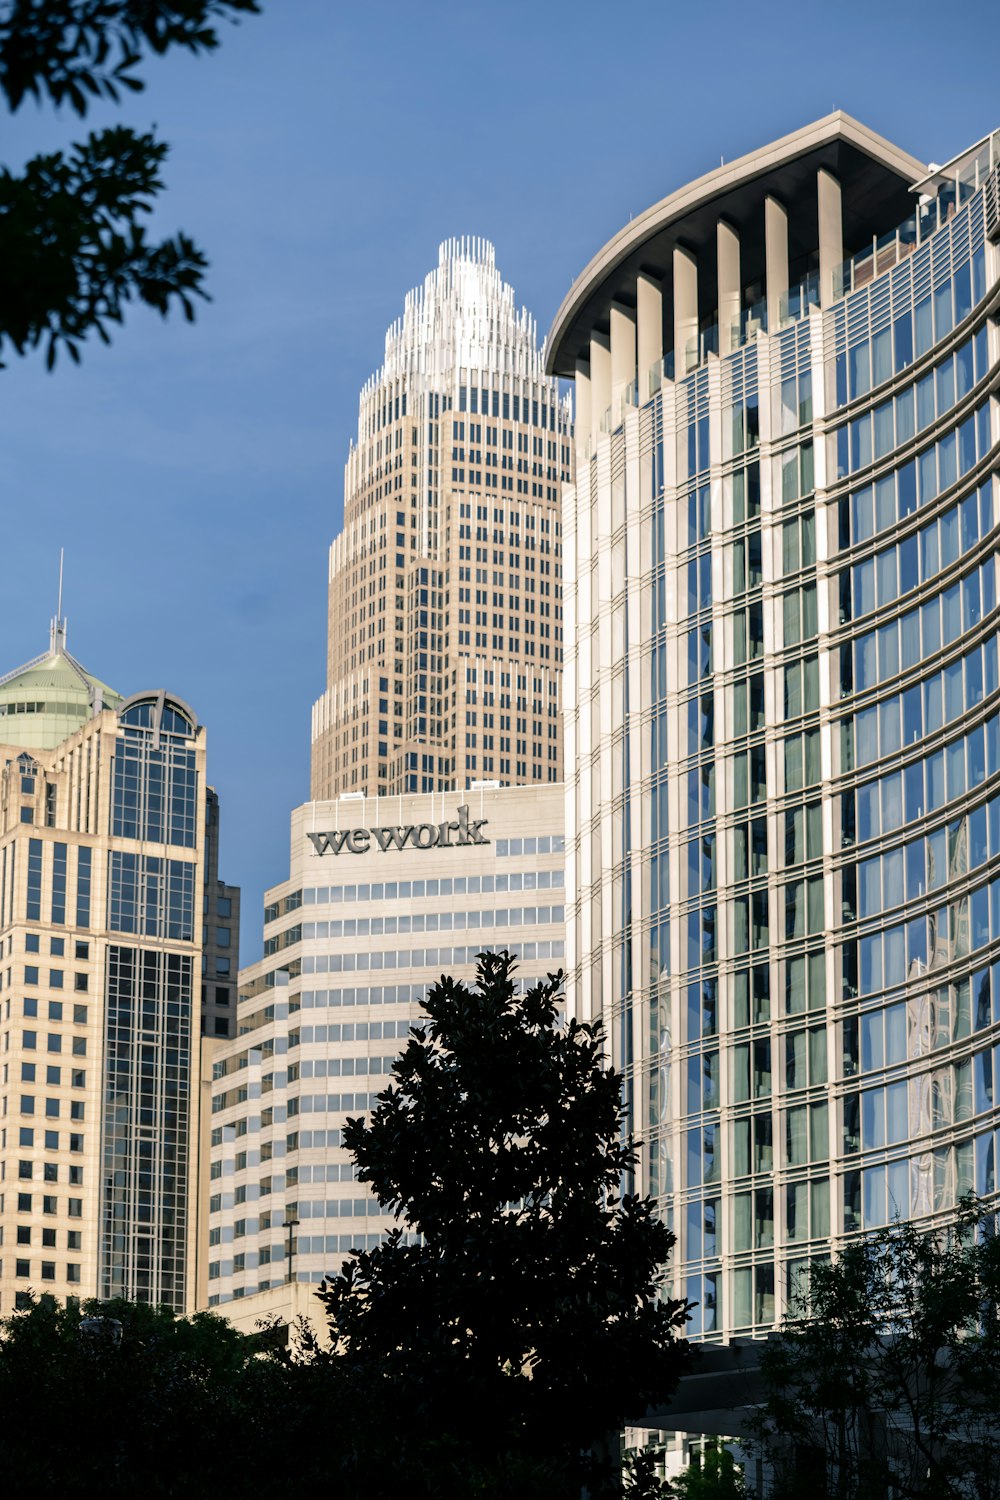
[{"left": 547, "top": 114, "right": 1000, "bottom": 1340}]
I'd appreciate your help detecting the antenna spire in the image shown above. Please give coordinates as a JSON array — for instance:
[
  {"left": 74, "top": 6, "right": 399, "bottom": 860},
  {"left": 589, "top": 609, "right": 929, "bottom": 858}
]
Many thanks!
[{"left": 50, "top": 548, "right": 67, "bottom": 654}]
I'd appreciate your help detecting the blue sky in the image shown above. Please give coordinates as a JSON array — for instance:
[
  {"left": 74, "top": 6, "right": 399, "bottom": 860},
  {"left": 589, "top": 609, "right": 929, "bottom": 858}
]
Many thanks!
[{"left": 0, "top": 0, "right": 996, "bottom": 958}]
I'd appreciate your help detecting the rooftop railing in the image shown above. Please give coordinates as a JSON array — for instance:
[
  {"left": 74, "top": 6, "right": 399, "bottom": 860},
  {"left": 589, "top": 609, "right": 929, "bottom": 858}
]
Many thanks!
[{"left": 834, "top": 131, "right": 1000, "bottom": 298}]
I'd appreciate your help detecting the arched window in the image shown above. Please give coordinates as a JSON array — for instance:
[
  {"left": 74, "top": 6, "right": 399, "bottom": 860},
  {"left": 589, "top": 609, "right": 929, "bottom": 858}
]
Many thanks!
[
  {"left": 119, "top": 700, "right": 156, "bottom": 729},
  {"left": 118, "top": 693, "right": 196, "bottom": 738}
]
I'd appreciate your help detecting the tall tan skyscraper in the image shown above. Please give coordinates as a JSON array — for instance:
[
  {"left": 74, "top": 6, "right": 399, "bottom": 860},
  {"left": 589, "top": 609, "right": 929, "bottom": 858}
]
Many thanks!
[{"left": 311, "top": 238, "right": 573, "bottom": 800}]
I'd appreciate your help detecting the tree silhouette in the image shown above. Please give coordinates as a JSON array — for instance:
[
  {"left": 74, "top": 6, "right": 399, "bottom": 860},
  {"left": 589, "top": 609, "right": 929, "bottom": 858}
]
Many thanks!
[
  {"left": 0, "top": 1, "right": 259, "bottom": 367},
  {"left": 318, "top": 951, "right": 691, "bottom": 1496}
]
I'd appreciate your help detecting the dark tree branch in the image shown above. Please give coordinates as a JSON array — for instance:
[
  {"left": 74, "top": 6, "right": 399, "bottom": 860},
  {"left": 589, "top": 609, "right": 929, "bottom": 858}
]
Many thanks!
[
  {"left": 0, "top": 1, "right": 259, "bottom": 366},
  {"left": 0, "top": 1, "right": 260, "bottom": 114},
  {"left": 0, "top": 125, "right": 208, "bottom": 366}
]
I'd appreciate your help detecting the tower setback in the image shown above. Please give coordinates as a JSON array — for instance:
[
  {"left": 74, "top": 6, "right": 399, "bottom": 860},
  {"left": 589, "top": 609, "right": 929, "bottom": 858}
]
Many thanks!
[{"left": 311, "top": 238, "right": 573, "bottom": 799}]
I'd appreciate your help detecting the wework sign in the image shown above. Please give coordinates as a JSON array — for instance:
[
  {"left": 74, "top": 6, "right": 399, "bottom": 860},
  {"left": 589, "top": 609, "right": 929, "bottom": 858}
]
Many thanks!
[{"left": 307, "top": 803, "right": 490, "bottom": 857}]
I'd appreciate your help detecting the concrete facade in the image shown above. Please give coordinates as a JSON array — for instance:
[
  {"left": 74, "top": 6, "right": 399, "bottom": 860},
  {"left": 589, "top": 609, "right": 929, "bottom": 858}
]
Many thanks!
[{"left": 203, "top": 782, "right": 564, "bottom": 1309}]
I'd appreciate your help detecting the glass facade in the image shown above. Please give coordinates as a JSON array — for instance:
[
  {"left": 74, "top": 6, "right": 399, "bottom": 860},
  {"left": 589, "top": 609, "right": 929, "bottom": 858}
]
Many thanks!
[
  {"left": 101, "top": 945, "right": 193, "bottom": 1306},
  {"left": 99, "top": 696, "right": 202, "bottom": 1310},
  {"left": 111, "top": 724, "right": 198, "bottom": 848},
  {"left": 552, "top": 123, "right": 1000, "bottom": 1340},
  {"left": 0, "top": 669, "right": 227, "bottom": 1316}
]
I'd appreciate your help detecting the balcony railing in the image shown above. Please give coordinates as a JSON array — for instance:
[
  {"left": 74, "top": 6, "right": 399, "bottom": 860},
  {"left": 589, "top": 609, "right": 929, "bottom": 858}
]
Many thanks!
[{"left": 835, "top": 132, "right": 1000, "bottom": 297}]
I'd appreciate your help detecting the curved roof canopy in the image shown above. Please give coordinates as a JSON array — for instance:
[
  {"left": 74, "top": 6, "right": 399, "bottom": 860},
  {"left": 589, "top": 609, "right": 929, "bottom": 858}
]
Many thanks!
[{"left": 546, "top": 112, "right": 927, "bottom": 377}]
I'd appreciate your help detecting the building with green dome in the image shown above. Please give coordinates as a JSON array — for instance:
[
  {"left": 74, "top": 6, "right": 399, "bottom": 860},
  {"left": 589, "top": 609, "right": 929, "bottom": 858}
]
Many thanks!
[
  {"left": 0, "top": 615, "right": 239, "bottom": 1316},
  {"left": 0, "top": 619, "right": 123, "bottom": 751}
]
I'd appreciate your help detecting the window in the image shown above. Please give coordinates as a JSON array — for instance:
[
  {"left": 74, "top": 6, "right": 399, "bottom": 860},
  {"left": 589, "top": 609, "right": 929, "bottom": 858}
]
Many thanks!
[{"left": 77, "top": 847, "right": 92, "bottom": 929}]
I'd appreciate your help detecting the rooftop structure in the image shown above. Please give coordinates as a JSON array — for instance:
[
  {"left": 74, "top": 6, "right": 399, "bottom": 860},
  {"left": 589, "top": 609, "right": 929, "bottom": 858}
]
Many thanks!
[{"left": 311, "top": 239, "right": 572, "bottom": 800}]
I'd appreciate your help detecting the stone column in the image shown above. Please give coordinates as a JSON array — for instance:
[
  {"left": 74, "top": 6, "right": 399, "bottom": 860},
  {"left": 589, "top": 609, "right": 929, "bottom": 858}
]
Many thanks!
[
  {"left": 610, "top": 302, "right": 637, "bottom": 424},
  {"left": 637, "top": 272, "right": 663, "bottom": 399},
  {"left": 590, "top": 331, "right": 611, "bottom": 450},
  {"left": 717, "top": 219, "right": 741, "bottom": 356},
  {"left": 574, "top": 359, "right": 591, "bottom": 460},
  {"left": 765, "top": 195, "right": 789, "bottom": 333},
  {"left": 673, "top": 247, "right": 698, "bottom": 377},
  {"left": 818, "top": 168, "right": 843, "bottom": 307}
]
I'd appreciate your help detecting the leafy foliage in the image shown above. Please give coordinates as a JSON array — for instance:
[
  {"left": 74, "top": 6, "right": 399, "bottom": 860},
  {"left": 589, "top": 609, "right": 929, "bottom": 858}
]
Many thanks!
[
  {"left": 669, "top": 1439, "right": 749, "bottom": 1498},
  {"left": 747, "top": 1204, "right": 1000, "bottom": 1500},
  {"left": 623, "top": 1449, "right": 677, "bottom": 1497},
  {"left": 317, "top": 951, "right": 691, "bottom": 1494},
  {"left": 0, "top": 0, "right": 259, "bottom": 366},
  {"left": 0, "top": 126, "right": 207, "bottom": 366},
  {"left": 0, "top": 1295, "right": 285, "bottom": 1496},
  {"left": 0, "top": 955, "right": 690, "bottom": 1498},
  {"left": 0, "top": 1, "right": 259, "bottom": 114}
]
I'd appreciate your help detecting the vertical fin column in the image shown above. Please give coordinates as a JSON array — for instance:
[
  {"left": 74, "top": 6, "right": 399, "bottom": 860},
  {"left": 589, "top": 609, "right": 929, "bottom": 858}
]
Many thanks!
[
  {"left": 717, "top": 220, "right": 741, "bottom": 356},
  {"left": 590, "top": 331, "right": 611, "bottom": 449},
  {"left": 765, "top": 195, "right": 789, "bottom": 332},
  {"left": 575, "top": 359, "right": 592, "bottom": 460},
  {"left": 818, "top": 168, "right": 844, "bottom": 307},
  {"left": 610, "top": 302, "right": 637, "bottom": 424},
  {"left": 673, "top": 247, "right": 698, "bottom": 378},
  {"left": 637, "top": 272, "right": 663, "bottom": 400}
]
